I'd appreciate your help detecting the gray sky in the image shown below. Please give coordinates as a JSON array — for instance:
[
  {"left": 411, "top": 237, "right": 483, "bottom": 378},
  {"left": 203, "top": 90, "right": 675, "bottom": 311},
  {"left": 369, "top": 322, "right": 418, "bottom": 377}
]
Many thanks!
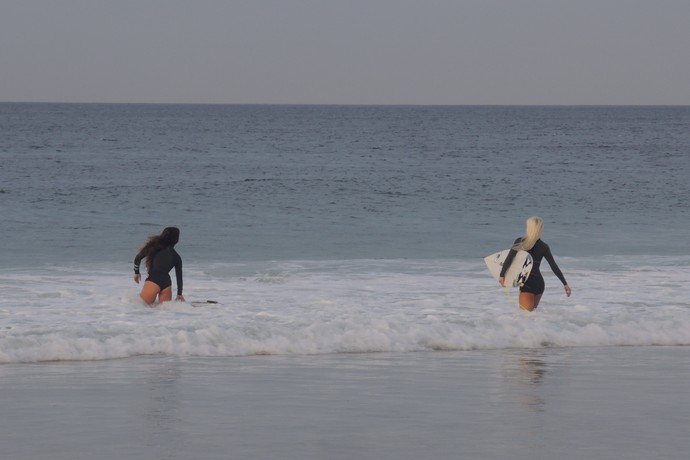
[{"left": 2, "top": 0, "right": 689, "bottom": 105}]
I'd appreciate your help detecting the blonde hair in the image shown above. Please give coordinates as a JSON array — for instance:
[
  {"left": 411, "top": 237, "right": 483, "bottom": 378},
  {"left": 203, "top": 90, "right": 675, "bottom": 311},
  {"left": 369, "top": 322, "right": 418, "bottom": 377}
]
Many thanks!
[{"left": 514, "top": 216, "right": 544, "bottom": 251}]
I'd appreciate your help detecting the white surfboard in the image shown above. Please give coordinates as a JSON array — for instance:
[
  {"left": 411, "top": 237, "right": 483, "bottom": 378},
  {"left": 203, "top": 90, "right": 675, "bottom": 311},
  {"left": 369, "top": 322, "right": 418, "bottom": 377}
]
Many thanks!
[{"left": 484, "top": 249, "right": 533, "bottom": 288}]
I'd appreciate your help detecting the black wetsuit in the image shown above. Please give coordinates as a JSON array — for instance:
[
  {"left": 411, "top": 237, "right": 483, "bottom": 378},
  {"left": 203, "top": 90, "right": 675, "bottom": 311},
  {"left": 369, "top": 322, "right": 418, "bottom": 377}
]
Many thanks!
[
  {"left": 500, "top": 238, "right": 567, "bottom": 295},
  {"left": 134, "top": 247, "right": 183, "bottom": 296}
]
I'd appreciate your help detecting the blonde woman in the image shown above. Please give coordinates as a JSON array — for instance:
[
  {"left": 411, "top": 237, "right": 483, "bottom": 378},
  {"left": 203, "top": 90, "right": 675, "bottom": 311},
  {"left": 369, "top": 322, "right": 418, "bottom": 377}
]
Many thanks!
[{"left": 499, "top": 217, "right": 571, "bottom": 311}]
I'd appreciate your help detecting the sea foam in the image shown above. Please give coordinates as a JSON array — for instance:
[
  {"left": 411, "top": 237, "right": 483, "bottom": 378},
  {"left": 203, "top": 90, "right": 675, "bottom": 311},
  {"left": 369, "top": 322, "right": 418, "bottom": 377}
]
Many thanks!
[{"left": 1, "top": 257, "right": 689, "bottom": 363}]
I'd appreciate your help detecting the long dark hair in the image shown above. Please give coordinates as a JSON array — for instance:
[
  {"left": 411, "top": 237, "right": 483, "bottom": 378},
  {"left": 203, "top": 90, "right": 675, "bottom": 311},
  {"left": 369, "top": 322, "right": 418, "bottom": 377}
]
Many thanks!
[{"left": 138, "top": 227, "right": 180, "bottom": 271}]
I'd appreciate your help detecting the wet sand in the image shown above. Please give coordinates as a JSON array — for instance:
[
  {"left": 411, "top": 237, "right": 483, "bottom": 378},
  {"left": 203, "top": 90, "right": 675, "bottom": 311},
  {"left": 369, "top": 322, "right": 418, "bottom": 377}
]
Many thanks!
[{"left": 1, "top": 347, "right": 688, "bottom": 460}]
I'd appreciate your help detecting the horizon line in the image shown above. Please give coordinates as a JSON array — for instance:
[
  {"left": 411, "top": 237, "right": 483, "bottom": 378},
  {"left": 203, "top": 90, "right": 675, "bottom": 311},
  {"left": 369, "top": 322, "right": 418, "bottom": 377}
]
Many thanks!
[{"left": 2, "top": 100, "right": 689, "bottom": 108}]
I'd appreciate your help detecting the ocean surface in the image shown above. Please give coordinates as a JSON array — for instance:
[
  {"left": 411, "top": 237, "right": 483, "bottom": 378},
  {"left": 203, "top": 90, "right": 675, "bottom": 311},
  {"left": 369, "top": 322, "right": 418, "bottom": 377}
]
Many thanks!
[{"left": 1, "top": 104, "right": 689, "bottom": 459}]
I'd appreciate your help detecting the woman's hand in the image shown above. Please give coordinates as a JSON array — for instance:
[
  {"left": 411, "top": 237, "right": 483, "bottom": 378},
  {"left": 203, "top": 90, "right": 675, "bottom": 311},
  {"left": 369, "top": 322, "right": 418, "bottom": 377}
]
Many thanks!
[
  {"left": 134, "top": 273, "right": 141, "bottom": 284},
  {"left": 564, "top": 284, "right": 572, "bottom": 297},
  {"left": 498, "top": 277, "right": 506, "bottom": 287},
  {"left": 176, "top": 295, "right": 185, "bottom": 302}
]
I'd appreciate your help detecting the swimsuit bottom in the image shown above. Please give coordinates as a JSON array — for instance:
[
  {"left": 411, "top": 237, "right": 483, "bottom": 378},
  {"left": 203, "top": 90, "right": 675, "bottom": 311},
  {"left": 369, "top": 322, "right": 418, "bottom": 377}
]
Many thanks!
[
  {"left": 146, "top": 271, "right": 172, "bottom": 291},
  {"left": 520, "top": 272, "right": 545, "bottom": 295}
]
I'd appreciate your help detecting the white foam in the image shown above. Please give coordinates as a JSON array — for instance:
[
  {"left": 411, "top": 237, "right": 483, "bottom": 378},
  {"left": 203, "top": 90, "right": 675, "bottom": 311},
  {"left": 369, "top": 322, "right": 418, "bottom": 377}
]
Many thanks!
[{"left": 1, "top": 257, "right": 689, "bottom": 363}]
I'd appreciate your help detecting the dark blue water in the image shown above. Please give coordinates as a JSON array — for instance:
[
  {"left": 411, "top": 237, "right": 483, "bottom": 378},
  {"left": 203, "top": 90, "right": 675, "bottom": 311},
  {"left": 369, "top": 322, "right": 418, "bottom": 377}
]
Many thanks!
[{"left": 2, "top": 103, "right": 689, "bottom": 267}]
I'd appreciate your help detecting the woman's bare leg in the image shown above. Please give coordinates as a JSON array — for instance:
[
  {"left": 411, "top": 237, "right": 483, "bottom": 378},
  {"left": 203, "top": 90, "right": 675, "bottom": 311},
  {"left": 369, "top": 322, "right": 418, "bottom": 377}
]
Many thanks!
[
  {"left": 519, "top": 292, "right": 536, "bottom": 312},
  {"left": 533, "top": 294, "right": 543, "bottom": 309},
  {"left": 140, "top": 281, "right": 161, "bottom": 305},
  {"left": 158, "top": 287, "right": 173, "bottom": 303},
  {"left": 519, "top": 292, "right": 543, "bottom": 312}
]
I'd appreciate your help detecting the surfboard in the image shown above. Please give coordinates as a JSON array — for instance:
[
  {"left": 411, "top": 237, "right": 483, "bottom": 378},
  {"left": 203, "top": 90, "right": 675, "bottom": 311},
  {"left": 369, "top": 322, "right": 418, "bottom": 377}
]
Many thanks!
[
  {"left": 190, "top": 300, "right": 220, "bottom": 308},
  {"left": 484, "top": 249, "right": 533, "bottom": 288}
]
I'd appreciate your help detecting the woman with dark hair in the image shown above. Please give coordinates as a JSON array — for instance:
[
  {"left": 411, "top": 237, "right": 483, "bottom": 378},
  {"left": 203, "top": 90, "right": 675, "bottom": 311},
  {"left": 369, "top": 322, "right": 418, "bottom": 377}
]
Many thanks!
[{"left": 133, "top": 227, "right": 184, "bottom": 305}]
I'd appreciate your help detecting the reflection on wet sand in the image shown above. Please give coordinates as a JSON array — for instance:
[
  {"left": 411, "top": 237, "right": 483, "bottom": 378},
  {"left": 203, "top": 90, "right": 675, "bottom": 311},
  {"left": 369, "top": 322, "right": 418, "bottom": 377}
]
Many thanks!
[
  {"left": 502, "top": 350, "right": 549, "bottom": 412},
  {"left": 141, "top": 358, "right": 185, "bottom": 455}
]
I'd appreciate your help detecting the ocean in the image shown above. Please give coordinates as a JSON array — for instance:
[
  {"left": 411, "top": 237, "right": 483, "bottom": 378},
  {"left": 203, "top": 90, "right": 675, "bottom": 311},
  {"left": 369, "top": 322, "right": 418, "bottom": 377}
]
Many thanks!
[{"left": 1, "top": 103, "right": 689, "bottom": 459}]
